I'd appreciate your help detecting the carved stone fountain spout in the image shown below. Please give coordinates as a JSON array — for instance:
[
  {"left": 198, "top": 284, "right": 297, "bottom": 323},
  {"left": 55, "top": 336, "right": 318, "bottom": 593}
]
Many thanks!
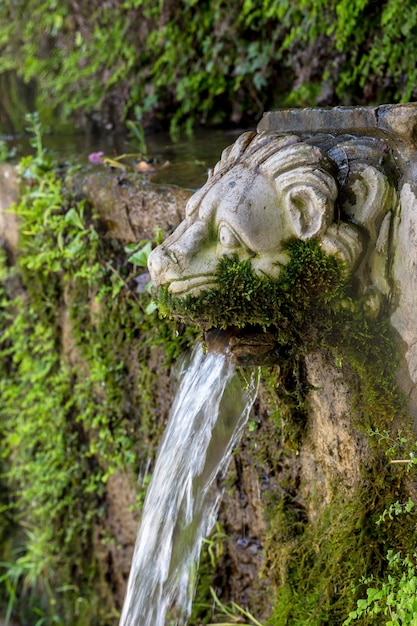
[{"left": 148, "top": 103, "right": 417, "bottom": 402}]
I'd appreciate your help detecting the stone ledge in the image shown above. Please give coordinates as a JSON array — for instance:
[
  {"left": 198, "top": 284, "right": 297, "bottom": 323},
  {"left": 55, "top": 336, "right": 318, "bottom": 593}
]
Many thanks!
[
  {"left": 0, "top": 164, "right": 193, "bottom": 251},
  {"left": 72, "top": 170, "right": 192, "bottom": 242},
  {"left": 0, "top": 163, "right": 20, "bottom": 252}
]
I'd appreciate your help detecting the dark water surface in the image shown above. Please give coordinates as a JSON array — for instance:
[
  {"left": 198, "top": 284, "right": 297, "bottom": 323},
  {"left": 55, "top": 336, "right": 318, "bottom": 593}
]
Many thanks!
[{"left": 2, "top": 128, "right": 248, "bottom": 189}]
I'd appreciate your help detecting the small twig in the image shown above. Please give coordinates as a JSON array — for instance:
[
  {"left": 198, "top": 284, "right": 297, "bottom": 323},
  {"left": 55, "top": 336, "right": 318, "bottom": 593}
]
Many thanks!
[
  {"left": 105, "top": 262, "right": 142, "bottom": 307},
  {"left": 390, "top": 459, "right": 411, "bottom": 464}
]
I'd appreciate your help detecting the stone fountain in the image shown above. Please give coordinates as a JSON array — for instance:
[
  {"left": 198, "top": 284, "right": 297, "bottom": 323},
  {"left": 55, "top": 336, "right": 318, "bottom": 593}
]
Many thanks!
[{"left": 141, "top": 104, "right": 417, "bottom": 624}]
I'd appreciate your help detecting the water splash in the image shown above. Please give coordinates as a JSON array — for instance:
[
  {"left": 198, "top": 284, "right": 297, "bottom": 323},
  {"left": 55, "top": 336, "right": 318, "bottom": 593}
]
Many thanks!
[{"left": 119, "top": 343, "right": 259, "bottom": 626}]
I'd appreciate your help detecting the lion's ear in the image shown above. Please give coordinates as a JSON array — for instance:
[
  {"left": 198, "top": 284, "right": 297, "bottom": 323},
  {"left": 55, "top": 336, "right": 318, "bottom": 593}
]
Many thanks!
[
  {"left": 341, "top": 164, "right": 395, "bottom": 243},
  {"left": 279, "top": 168, "right": 337, "bottom": 240}
]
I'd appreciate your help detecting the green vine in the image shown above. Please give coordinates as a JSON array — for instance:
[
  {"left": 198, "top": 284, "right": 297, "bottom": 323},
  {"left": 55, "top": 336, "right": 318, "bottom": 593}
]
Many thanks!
[
  {"left": 0, "top": 120, "right": 195, "bottom": 624},
  {"left": 1, "top": 0, "right": 416, "bottom": 133}
]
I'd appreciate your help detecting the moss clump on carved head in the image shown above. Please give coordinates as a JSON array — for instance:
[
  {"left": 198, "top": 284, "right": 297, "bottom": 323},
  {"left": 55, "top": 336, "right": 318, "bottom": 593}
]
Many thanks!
[
  {"left": 155, "top": 239, "right": 359, "bottom": 369},
  {"left": 155, "top": 239, "right": 349, "bottom": 332}
]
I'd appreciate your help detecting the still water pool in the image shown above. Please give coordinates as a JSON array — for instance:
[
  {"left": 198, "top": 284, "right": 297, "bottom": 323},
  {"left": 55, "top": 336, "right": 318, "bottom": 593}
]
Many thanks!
[{"left": 1, "top": 128, "right": 249, "bottom": 189}]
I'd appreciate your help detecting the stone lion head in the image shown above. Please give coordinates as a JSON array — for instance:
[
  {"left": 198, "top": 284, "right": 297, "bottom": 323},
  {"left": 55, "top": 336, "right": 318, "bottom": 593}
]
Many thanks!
[{"left": 148, "top": 130, "right": 396, "bottom": 299}]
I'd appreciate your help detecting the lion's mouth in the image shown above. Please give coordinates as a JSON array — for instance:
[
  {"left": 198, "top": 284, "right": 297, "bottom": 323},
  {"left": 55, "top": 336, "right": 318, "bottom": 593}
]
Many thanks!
[
  {"left": 204, "top": 326, "right": 282, "bottom": 366},
  {"left": 168, "top": 274, "right": 217, "bottom": 296}
]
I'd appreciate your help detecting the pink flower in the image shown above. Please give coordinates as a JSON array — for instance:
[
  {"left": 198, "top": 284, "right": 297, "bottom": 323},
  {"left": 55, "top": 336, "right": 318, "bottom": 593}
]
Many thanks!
[{"left": 88, "top": 151, "right": 105, "bottom": 164}]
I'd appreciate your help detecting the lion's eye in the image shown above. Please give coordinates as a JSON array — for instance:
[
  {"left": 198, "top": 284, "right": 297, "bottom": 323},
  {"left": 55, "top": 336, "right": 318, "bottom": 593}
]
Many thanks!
[{"left": 219, "top": 224, "right": 240, "bottom": 248}]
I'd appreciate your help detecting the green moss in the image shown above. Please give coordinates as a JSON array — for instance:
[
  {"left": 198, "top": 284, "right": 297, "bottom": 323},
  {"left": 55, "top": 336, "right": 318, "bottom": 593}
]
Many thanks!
[
  {"left": 261, "top": 466, "right": 417, "bottom": 626},
  {"left": 0, "top": 142, "right": 195, "bottom": 623},
  {"left": 243, "top": 365, "right": 414, "bottom": 626}
]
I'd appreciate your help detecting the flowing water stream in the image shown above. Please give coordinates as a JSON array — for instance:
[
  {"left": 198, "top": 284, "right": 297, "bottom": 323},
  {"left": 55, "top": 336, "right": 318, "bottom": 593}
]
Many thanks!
[{"left": 119, "top": 343, "right": 259, "bottom": 626}]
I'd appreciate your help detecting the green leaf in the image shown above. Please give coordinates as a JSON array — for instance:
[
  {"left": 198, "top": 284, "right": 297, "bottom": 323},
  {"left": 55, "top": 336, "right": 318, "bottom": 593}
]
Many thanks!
[
  {"left": 145, "top": 301, "right": 158, "bottom": 315},
  {"left": 128, "top": 241, "right": 152, "bottom": 267},
  {"left": 64, "top": 207, "right": 85, "bottom": 231}
]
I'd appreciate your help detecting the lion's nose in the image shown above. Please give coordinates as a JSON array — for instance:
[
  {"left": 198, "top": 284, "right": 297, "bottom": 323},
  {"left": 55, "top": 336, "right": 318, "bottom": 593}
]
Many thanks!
[{"left": 148, "top": 245, "right": 179, "bottom": 287}]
